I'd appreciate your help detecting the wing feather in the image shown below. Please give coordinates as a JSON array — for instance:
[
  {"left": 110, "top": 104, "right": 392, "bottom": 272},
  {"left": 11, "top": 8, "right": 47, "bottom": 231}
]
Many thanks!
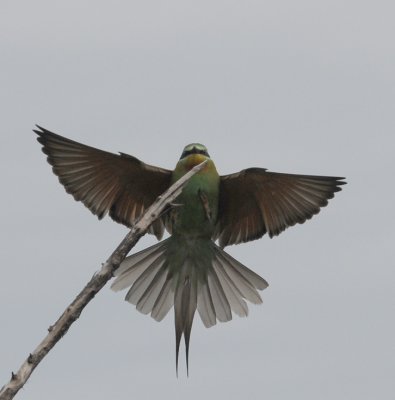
[
  {"left": 215, "top": 168, "right": 346, "bottom": 247},
  {"left": 35, "top": 125, "right": 172, "bottom": 239}
]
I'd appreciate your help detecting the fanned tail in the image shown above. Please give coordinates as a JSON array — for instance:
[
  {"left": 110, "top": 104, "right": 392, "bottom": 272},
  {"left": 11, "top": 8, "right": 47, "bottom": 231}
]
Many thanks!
[{"left": 111, "top": 237, "right": 268, "bottom": 374}]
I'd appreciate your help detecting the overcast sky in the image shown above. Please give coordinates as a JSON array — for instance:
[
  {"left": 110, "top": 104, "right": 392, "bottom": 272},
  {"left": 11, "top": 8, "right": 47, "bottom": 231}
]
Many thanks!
[{"left": 1, "top": 1, "right": 394, "bottom": 399}]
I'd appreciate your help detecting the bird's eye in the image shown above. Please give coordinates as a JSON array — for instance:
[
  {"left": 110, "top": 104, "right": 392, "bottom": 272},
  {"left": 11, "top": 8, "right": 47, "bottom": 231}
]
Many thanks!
[
  {"left": 198, "top": 149, "right": 210, "bottom": 157},
  {"left": 179, "top": 146, "right": 209, "bottom": 159}
]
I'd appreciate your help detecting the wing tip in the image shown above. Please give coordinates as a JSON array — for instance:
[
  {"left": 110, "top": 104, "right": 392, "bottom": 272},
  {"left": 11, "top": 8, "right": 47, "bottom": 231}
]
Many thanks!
[{"left": 33, "top": 124, "right": 49, "bottom": 137}]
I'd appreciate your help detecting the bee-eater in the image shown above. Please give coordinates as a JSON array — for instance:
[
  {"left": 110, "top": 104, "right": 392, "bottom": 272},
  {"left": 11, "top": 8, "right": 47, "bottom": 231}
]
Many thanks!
[{"left": 34, "top": 126, "right": 346, "bottom": 373}]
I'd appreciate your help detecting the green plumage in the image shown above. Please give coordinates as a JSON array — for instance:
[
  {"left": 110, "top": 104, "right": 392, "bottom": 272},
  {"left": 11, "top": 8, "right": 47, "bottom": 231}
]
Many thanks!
[{"left": 170, "top": 155, "right": 219, "bottom": 237}]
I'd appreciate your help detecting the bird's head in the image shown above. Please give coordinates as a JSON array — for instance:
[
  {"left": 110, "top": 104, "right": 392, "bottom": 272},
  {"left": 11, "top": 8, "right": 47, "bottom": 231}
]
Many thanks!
[
  {"left": 180, "top": 143, "right": 210, "bottom": 160},
  {"left": 177, "top": 143, "right": 211, "bottom": 170}
]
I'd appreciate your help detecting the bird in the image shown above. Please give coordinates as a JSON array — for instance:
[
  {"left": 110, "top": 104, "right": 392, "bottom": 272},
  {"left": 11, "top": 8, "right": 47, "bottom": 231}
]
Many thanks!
[{"left": 34, "top": 125, "right": 346, "bottom": 374}]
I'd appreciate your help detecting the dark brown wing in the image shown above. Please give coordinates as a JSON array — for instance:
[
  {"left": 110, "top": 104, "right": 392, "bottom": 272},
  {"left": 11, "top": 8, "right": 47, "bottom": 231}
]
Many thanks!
[
  {"left": 34, "top": 125, "right": 172, "bottom": 239},
  {"left": 214, "top": 168, "right": 346, "bottom": 247}
]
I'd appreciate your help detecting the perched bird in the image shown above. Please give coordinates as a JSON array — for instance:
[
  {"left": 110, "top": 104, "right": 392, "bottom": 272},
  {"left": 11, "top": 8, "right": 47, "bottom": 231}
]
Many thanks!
[{"left": 34, "top": 125, "right": 346, "bottom": 373}]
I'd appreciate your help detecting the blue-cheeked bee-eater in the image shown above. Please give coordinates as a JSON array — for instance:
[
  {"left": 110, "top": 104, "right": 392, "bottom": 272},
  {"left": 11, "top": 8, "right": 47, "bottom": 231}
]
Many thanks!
[{"left": 34, "top": 126, "right": 346, "bottom": 373}]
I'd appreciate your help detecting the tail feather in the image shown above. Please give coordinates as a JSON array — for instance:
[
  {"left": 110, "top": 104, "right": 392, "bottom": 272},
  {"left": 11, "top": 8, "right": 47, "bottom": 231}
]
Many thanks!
[
  {"left": 125, "top": 254, "right": 165, "bottom": 306},
  {"left": 135, "top": 262, "right": 168, "bottom": 314},
  {"left": 196, "top": 280, "right": 216, "bottom": 328},
  {"left": 215, "top": 251, "right": 267, "bottom": 304},
  {"left": 183, "top": 272, "right": 197, "bottom": 376},
  {"left": 110, "top": 237, "right": 268, "bottom": 374},
  {"left": 151, "top": 279, "right": 174, "bottom": 321},
  {"left": 219, "top": 250, "right": 268, "bottom": 290},
  {"left": 207, "top": 268, "right": 232, "bottom": 322},
  {"left": 174, "top": 261, "right": 197, "bottom": 376},
  {"left": 111, "top": 240, "right": 167, "bottom": 291},
  {"left": 212, "top": 259, "right": 248, "bottom": 317}
]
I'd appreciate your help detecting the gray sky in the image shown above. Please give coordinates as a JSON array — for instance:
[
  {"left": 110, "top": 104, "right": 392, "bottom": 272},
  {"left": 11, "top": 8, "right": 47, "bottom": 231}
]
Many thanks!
[{"left": 1, "top": 1, "right": 394, "bottom": 399}]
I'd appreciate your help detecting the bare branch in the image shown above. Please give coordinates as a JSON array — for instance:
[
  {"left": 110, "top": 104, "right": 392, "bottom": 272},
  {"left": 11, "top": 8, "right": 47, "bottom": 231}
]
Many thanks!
[{"left": 0, "top": 160, "right": 207, "bottom": 400}]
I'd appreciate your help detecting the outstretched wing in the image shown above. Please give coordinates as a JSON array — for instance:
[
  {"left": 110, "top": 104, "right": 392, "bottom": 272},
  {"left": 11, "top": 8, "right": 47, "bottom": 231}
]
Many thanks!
[
  {"left": 34, "top": 125, "right": 172, "bottom": 239},
  {"left": 214, "top": 168, "right": 346, "bottom": 247}
]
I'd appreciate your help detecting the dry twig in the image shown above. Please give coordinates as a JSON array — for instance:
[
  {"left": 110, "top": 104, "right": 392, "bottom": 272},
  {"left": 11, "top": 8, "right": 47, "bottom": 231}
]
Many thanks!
[{"left": 0, "top": 160, "right": 207, "bottom": 400}]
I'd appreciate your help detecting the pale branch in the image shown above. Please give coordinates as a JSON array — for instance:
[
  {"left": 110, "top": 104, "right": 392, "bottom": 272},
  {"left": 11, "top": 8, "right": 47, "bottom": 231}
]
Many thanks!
[{"left": 0, "top": 160, "right": 208, "bottom": 400}]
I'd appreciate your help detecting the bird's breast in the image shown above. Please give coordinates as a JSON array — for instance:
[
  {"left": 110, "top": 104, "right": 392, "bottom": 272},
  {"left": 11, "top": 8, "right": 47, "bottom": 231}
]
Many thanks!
[
  {"left": 170, "top": 158, "right": 220, "bottom": 238},
  {"left": 182, "top": 154, "right": 208, "bottom": 169}
]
